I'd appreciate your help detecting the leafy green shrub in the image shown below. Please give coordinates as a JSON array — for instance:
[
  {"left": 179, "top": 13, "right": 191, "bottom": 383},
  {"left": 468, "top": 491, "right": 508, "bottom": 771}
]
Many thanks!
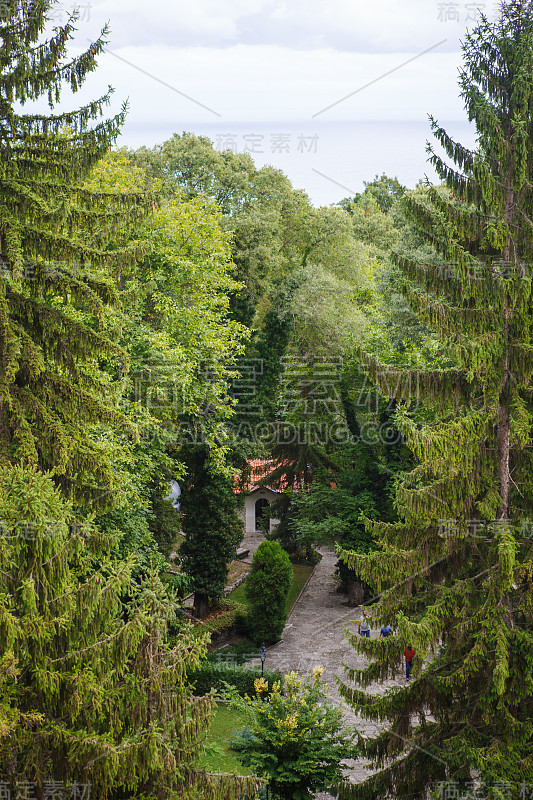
[
  {"left": 229, "top": 669, "right": 359, "bottom": 800},
  {"left": 162, "top": 570, "right": 192, "bottom": 599},
  {"left": 246, "top": 541, "right": 292, "bottom": 644},
  {"left": 234, "top": 608, "right": 250, "bottom": 636},
  {"left": 188, "top": 661, "right": 282, "bottom": 696},
  {"left": 290, "top": 547, "right": 322, "bottom": 567}
]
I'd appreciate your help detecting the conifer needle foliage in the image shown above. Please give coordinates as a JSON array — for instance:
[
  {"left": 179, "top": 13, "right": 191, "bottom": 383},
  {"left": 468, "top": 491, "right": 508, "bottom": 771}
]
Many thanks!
[
  {"left": 339, "top": 3, "right": 533, "bottom": 797},
  {"left": 0, "top": 463, "right": 262, "bottom": 799},
  {"left": 0, "top": 1, "right": 154, "bottom": 509}
]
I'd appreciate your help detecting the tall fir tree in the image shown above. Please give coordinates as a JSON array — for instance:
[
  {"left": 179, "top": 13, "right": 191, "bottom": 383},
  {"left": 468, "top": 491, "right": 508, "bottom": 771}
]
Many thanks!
[
  {"left": 0, "top": 1, "right": 152, "bottom": 509},
  {"left": 179, "top": 444, "right": 244, "bottom": 618},
  {"left": 0, "top": 463, "right": 260, "bottom": 799},
  {"left": 338, "top": 3, "right": 533, "bottom": 797}
]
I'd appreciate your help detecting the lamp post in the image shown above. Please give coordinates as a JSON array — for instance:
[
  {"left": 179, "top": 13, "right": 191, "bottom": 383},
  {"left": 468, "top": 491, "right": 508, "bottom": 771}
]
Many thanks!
[{"left": 259, "top": 643, "right": 266, "bottom": 677}]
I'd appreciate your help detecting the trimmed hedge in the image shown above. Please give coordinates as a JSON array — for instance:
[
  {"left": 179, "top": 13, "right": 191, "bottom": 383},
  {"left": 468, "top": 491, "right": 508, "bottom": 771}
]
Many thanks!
[
  {"left": 246, "top": 541, "right": 292, "bottom": 644},
  {"left": 188, "top": 660, "right": 282, "bottom": 696}
]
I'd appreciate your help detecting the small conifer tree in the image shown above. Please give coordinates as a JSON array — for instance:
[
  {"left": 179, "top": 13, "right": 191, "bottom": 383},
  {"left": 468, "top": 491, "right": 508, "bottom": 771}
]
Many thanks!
[
  {"left": 179, "top": 444, "right": 244, "bottom": 618},
  {"left": 246, "top": 540, "right": 292, "bottom": 644}
]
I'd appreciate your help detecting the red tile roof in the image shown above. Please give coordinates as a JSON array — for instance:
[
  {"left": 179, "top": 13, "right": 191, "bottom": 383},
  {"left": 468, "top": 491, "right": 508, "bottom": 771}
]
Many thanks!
[
  {"left": 241, "top": 458, "right": 279, "bottom": 492},
  {"left": 237, "top": 458, "right": 295, "bottom": 493}
]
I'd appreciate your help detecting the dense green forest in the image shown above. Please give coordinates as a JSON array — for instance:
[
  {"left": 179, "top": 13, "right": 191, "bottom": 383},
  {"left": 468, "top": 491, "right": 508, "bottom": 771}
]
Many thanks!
[{"left": 1, "top": 0, "right": 533, "bottom": 798}]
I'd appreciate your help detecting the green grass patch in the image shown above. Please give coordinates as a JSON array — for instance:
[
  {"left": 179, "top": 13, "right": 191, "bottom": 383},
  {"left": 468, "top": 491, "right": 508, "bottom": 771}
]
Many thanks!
[
  {"left": 228, "top": 563, "right": 313, "bottom": 615},
  {"left": 227, "top": 580, "right": 248, "bottom": 606},
  {"left": 285, "top": 563, "right": 313, "bottom": 613},
  {"left": 198, "top": 702, "right": 249, "bottom": 774}
]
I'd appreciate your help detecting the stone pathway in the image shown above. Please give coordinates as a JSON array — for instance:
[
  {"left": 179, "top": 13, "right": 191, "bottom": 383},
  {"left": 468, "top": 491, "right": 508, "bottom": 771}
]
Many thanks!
[
  {"left": 238, "top": 529, "right": 267, "bottom": 564},
  {"left": 259, "top": 545, "right": 406, "bottom": 793}
]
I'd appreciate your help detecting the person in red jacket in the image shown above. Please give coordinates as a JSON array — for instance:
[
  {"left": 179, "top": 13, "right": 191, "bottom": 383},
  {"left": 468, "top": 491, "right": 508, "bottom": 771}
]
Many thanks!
[{"left": 404, "top": 645, "right": 415, "bottom": 680}]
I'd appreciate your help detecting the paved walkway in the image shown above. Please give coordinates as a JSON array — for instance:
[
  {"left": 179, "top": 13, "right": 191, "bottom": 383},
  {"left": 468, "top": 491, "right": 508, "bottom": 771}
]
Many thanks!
[
  {"left": 260, "top": 545, "right": 406, "bottom": 793},
  {"left": 239, "top": 530, "right": 266, "bottom": 564}
]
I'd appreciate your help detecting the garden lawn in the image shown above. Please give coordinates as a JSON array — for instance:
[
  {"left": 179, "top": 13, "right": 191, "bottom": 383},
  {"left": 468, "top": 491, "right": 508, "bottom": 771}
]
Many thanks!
[
  {"left": 229, "top": 563, "right": 313, "bottom": 615},
  {"left": 198, "top": 702, "right": 249, "bottom": 774},
  {"left": 285, "top": 564, "right": 313, "bottom": 613}
]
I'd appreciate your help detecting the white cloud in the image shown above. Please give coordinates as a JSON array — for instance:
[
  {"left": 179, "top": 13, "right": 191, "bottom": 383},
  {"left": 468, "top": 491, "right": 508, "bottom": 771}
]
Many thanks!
[
  {"left": 41, "top": 0, "right": 484, "bottom": 128},
  {"left": 55, "top": 43, "right": 464, "bottom": 125},
  {"left": 26, "top": 0, "right": 488, "bottom": 202},
  {"left": 73, "top": 0, "right": 490, "bottom": 51}
]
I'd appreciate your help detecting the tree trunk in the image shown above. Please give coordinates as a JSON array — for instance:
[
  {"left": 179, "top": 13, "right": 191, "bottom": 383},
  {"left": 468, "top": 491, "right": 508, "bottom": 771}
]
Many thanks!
[
  {"left": 496, "top": 388, "right": 511, "bottom": 521},
  {"left": 194, "top": 592, "right": 210, "bottom": 619},
  {"left": 347, "top": 578, "right": 366, "bottom": 606},
  {"left": 497, "top": 177, "right": 514, "bottom": 522}
]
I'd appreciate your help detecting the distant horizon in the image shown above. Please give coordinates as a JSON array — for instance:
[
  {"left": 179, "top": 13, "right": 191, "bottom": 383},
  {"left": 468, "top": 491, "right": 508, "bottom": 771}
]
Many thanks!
[
  {"left": 117, "top": 118, "right": 478, "bottom": 206},
  {"left": 18, "top": 0, "right": 486, "bottom": 209}
]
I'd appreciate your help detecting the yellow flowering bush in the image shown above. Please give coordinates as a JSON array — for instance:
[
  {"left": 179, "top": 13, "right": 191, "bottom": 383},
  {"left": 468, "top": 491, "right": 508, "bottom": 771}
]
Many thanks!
[
  {"left": 254, "top": 677, "right": 269, "bottom": 695},
  {"left": 226, "top": 669, "right": 359, "bottom": 800}
]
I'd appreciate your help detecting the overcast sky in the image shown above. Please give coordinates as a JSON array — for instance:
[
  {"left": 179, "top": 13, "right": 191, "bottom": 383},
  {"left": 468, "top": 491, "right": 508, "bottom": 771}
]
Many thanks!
[{"left": 33, "top": 0, "right": 499, "bottom": 203}]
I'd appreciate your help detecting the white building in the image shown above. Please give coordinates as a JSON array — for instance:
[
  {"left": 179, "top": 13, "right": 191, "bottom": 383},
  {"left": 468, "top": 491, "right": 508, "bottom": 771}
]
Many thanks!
[
  {"left": 238, "top": 458, "right": 282, "bottom": 534},
  {"left": 243, "top": 485, "right": 281, "bottom": 533}
]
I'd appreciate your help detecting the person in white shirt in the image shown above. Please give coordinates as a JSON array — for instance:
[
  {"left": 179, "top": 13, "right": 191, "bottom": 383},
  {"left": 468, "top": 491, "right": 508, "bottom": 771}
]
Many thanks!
[{"left": 358, "top": 609, "right": 371, "bottom": 637}]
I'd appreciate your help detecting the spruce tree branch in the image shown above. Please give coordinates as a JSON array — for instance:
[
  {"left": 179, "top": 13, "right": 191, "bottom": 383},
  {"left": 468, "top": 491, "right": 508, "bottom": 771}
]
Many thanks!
[
  {"left": 47, "top": 559, "right": 132, "bottom": 607},
  {"left": 47, "top": 618, "right": 137, "bottom": 663}
]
